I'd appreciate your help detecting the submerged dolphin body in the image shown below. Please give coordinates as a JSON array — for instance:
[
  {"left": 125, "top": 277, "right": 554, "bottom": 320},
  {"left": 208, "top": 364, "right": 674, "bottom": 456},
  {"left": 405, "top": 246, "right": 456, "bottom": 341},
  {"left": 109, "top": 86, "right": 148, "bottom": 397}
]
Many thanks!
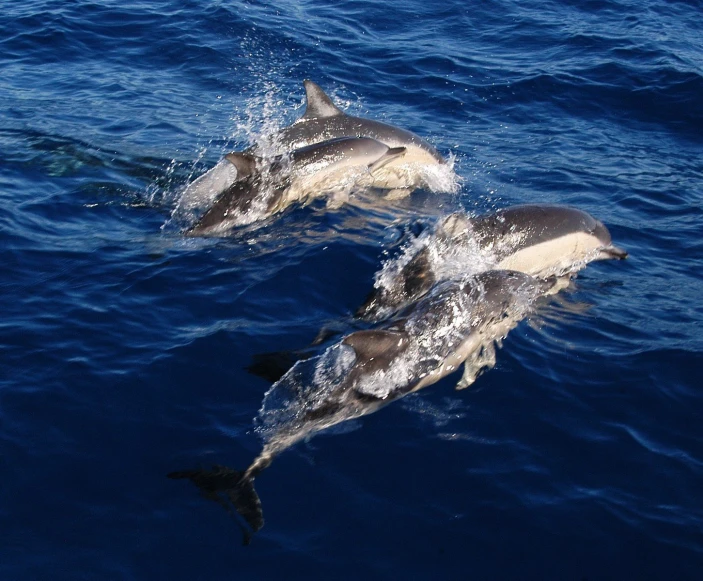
[
  {"left": 187, "top": 137, "right": 406, "bottom": 236},
  {"left": 178, "top": 81, "right": 446, "bottom": 222},
  {"left": 169, "top": 270, "right": 555, "bottom": 537},
  {"left": 358, "top": 205, "right": 628, "bottom": 320}
]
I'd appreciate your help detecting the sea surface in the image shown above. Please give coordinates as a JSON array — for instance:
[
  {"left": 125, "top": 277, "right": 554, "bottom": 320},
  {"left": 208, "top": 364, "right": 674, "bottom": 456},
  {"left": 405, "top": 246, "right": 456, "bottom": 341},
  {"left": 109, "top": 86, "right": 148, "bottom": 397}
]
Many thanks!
[{"left": 2, "top": 0, "right": 702, "bottom": 579}]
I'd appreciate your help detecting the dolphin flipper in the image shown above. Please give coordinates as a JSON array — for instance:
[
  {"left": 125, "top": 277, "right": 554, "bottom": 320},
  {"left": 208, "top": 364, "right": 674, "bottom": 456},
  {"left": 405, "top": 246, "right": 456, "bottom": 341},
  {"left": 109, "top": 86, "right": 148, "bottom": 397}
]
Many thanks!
[{"left": 247, "top": 348, "right": 315, "bottom": 383}]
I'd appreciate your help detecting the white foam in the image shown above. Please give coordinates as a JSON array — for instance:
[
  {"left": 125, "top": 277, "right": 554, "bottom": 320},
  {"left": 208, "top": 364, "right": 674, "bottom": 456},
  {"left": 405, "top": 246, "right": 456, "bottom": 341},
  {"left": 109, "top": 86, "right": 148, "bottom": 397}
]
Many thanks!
[
  {"left": 369, "top": 213, "right": 497, "bottom": 319},
  {"left": 312, "top": 343, "right": 358, "bottom": 387},
  {"left": 421, "top": 152, "right": 462, "bottom": 194}
]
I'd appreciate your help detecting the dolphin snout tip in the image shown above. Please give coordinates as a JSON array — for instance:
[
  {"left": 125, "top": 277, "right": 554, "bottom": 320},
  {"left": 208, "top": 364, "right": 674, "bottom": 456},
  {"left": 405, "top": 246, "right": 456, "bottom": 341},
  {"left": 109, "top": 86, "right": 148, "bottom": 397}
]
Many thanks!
[{"left": 602, "top": 245, "right": 628, "bottom": 260}]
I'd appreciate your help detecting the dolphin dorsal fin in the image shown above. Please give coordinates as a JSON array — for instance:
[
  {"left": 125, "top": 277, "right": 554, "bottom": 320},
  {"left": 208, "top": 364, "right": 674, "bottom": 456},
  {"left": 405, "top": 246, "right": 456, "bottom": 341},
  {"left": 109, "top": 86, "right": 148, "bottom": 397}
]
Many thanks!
[
  {"left": 343, "top": 329, "right": 407, "bottom": 363},
  {"left": 224, "top": 152, "right": 259, "bottom": 179},
  {"left": 302, "top": 80, "right": 344, "bottom": 120}
]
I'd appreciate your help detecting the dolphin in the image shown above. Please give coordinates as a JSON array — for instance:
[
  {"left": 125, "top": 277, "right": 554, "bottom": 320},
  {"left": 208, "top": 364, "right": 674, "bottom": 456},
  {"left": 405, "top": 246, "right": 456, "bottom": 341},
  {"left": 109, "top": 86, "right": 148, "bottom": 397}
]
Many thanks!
[
  {"left": 187, "top": 136, "right": 406, "bottom": 236},
  {"left": 169, "top": 270, "right": 555, "bottom": 537},
  {"left": 178, "top": 80, "right": 446, "bottom": 217},
  {"left": 357, "top": 205, "right": 628, "bottom": 320}
]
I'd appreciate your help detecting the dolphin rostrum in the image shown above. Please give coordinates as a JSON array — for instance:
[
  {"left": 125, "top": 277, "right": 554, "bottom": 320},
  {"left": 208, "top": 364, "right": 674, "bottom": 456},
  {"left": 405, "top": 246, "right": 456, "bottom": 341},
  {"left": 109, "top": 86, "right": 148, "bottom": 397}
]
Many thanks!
[
  {"left": 187, "top": 136, "right": 406, "bottom": 236},
  {"left": 169, "top": 270, "right": 555, "bottom": 537},
  {"left": 357, "top": 205, "right": 628, "bottom": 320}
]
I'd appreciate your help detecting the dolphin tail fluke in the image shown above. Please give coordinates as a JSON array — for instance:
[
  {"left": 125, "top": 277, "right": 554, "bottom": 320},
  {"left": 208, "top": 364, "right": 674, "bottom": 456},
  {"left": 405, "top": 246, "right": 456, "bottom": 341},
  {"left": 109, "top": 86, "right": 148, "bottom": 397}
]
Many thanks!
[
  {"left": 368, "top": 146, "right": 406, "bottom": 174},
  {"left": 227, "top": 472, "right": 264, "bottom": 534},
  {"left": 168, "top": 465, "right": 264, "bottom": 542}
]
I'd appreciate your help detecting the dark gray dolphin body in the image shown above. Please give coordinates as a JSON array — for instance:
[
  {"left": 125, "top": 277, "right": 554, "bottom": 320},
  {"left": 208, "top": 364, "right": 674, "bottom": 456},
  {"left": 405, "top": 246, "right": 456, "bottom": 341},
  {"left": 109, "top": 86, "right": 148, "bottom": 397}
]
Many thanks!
[
  {"left": 169, "top": 270, "right": 555, "bottom": 537},
  {"left": 358, "top": 205, "right": 628, "bottom": 320},
  {"left": 187, "top": 136, "right": 406, "bottom": 236}
]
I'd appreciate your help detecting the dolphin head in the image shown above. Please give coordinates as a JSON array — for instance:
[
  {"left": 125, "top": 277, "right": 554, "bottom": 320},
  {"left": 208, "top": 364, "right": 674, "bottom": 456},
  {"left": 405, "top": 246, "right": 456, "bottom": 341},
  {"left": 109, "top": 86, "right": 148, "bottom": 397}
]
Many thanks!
[{"left": 466, "top": 205, "right": 628, "bottom": 275}]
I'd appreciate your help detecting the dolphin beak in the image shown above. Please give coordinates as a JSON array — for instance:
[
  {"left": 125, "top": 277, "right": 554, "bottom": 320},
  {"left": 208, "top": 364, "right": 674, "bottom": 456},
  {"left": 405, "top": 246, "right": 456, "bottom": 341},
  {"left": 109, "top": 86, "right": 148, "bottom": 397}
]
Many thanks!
[{"left": 600, "top": 245, "right": 628, "bottom": 260}]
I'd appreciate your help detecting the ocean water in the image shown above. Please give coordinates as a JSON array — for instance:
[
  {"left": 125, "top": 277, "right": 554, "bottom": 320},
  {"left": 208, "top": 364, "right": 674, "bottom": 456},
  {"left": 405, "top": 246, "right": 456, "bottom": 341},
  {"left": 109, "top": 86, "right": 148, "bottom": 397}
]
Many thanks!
[{"left": 1, "top": 0, "right": 702, "bottom": 578}]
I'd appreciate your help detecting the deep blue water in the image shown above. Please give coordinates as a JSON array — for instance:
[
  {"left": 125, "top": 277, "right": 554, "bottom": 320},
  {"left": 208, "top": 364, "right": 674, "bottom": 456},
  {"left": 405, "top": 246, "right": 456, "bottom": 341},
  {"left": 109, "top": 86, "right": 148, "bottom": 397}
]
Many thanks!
[{"left": 2, "top": 0, "right": 703, "bottom": 578}]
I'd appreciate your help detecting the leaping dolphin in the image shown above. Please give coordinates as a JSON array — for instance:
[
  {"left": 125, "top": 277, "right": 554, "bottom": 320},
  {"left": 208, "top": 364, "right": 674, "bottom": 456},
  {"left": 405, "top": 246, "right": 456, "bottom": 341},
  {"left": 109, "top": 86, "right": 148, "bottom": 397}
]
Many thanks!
[
  {"left": 169, "top": 270, "right": 556, "bottom": 537},
  {"left": 187, "top": 136, "right": 406, "bottom": 236},
  {"left": 358, "top": 205, "right": 628, "bottom": 320},
  {"left": 177, "top": 81, "right": 447, "bottom": 222}
]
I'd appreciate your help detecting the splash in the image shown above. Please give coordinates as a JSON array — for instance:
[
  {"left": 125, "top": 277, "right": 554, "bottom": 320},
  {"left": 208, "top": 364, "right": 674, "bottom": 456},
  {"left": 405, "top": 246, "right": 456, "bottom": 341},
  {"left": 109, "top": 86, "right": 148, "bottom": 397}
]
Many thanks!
[
  {"left": 256, "top": 343, "right": 358, "bottom": 443},
  {"left": 421, "top": 151, "right": 462, "bottom": 194},
  {"left": 367, "top": 212, "right": 497, "bottom": 321}
]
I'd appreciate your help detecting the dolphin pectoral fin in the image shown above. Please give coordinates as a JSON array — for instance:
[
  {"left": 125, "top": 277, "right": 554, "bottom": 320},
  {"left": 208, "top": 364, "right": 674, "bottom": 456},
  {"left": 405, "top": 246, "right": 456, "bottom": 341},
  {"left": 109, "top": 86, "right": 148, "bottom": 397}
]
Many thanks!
[
  {"left": 168, "top": 465, "right": 264, "bottom": 543},
  {"left": 456, "top": 342, "right": 497, "bottom": 390},
  {"left": 368, "top": 147, "right": 407, "bottom": 174},
  {"left": 456, "top": 360, "right": 481, "bottom": 390},
  {"left": 355, "top": 249, "right": 434, "bottom": 320},
  {"left": 302, "top": 80, "right": 344, "bottom": 120},
  {"left": 401, "top": 248, "right": 435, "bottom": 299},
  {"left": 185, "top": 187, "right": 240, "bottom": 236},
  {"left": 354, "top": 288, "right": 387, "bottom": 320},
  {"left": 186, "top": 175, "right": 265, "bottom": 236},
  {"left": 247, "top": 348, "right": 314, "bottom": 383},
  {"left": 600, "top": 245, "right": 628, "bottom": 260}
]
